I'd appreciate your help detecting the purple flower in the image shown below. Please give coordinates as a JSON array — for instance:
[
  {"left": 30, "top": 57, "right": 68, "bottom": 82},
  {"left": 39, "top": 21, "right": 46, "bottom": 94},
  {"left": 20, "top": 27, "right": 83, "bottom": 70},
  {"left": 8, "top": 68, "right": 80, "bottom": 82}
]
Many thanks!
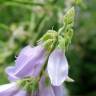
[
  {"left": 52, "top": 85, "right": 68, "bottom": 96},
  {"left": 6, "top": 45, "right": 68, "bottom": 86},
  {"left": 0, "top": 79, "right": 66, "bottom": 96},
  {"left": 39, "top": 77, "right": 66, "bottom": 96},
  {"left": 47, "top": 49, "right": 68, "bottom": 86},
  {"left": 6, "top": 45, "right": 47, "bottom": 81},
  {"left": 3, "top": 44, "right": 69, "bottom": 96}
]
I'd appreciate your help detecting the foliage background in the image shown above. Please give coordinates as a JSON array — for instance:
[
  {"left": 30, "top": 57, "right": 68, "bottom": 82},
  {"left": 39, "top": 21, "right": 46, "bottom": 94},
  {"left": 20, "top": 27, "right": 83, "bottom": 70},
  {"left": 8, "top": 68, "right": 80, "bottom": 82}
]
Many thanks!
[{"left": 0, "top": 0, "right": 96, "bottom": 96}]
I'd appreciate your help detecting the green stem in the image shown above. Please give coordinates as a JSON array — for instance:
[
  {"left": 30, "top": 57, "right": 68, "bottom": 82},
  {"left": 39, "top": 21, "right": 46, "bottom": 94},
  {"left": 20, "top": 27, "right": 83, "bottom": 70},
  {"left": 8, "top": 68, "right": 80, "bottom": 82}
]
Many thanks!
[
  {"left": 0, "top": 0, "right": 44, "bottom": 6},
  {"left": 1, "top": 1, "right": 32, "bottom": 10},
  {"left": 0, "top": 1, "right": 44, "bottom": 10},
  {"left": 11, "top": 0, "right": 44, "bottom": 6}
]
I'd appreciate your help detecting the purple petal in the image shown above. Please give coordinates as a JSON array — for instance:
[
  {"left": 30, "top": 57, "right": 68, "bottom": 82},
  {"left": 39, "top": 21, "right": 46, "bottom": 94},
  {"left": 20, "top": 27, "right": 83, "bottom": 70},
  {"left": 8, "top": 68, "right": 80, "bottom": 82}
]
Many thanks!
[
  {"left": 53, "top": 85, "right": 68, "bottom": 96},
  {"left": 39, "top": 77, "right": 55, "bottom": 96},
  {"left": 5, "top": 67, "right": 19, "bottom": 81},
  {"left": 47, "top": 49, "right": 68, "bottom": 86},
  {"left": 6, "top": 45, "right": 46, "bottom": 81},
  {"left": 14, "top": 90, "right": 27, "bottom": 96},
  {"left": 0, "top": 82, "right": 27, "bottom": 96},
  {"left": 0, "top": 82, "right": 19, "bottom": 96}
]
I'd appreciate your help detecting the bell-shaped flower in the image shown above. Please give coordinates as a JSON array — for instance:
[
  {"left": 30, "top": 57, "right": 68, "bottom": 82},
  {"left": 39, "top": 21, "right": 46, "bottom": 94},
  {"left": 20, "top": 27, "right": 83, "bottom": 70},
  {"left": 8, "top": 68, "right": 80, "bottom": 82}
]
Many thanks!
[
  {"left": 6, "top": 44, "right": 47, "bottom": 81},
  {"left": 47, "top": 49, "right": 68, "bottom": 86}
]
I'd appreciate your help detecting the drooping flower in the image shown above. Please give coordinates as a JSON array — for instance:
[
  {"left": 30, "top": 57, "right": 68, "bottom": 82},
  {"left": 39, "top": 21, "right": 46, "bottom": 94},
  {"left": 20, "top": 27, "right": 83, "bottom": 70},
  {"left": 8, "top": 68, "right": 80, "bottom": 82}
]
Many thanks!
[
  {"left": 4, "top": 43, "right": 68, "bottom": 96},
  {"left": 47, "top": 49, "right": 68, "bottom": 86},
  {"left": 6, "top": 41, "right": 69, "bottom": 86},
  {"left": 6, "top": 44, "right": 47, "bottom": 81}
]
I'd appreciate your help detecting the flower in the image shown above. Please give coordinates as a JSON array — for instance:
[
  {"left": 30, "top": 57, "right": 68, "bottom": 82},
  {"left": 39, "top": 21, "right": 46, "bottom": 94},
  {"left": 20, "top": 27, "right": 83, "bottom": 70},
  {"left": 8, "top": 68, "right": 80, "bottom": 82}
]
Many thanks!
[
  {"left": 47, "top": 49, "right": 68, "bottom": 86},
  {"left": 6, "top": 44, "right": 68, "bottom": 86},
  {"left": 0, "top": 79, "right": 66, "bottom": 96},
  {"left": 6, "top": 44, "right": 47, "bottom": 81},
  {"left": 3, "top": 44, "right": 68, "bottom": 96},
  {"left": 0, "top": 82, "right": 27, "bottom": 96},
  {"left": 39, "top": 77, "right": 66, "bottom": 96}
]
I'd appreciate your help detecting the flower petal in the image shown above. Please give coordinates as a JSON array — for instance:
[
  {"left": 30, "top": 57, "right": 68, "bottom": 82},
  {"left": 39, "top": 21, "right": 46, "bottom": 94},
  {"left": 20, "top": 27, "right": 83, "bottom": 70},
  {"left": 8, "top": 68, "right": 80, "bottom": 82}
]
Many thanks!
[
  {"left": 0, "top": 82, "right": 27, "bottom": 96},
  {"left": 47, "top": 49, "right": 68, "bottom": 86},
  {"left": 6, "top": 45, "right": 46, "bottom": 81},
  {"left": 53, "top": 85, "right": 68, "bottom": 96},
  {"left": 39, "top": 77, "right": 55, "bottom": 96},
  {"left": 14, "top": 90, "right": 27, "bottom": 96},
  {"left": 0, "top": 82, "right": 19, "bottom": 96}
]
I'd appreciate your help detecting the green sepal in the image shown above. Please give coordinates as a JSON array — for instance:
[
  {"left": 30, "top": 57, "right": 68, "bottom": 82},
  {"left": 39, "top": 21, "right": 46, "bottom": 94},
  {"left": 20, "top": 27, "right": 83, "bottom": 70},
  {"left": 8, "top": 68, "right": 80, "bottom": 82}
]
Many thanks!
[
  {"left": 58, "top": 33, "right": 72, "bottom": 52},
  {"left": 58, "top": 36, "right": 66, "bottom": 52},
  {"left": 18, "top": 77, "right": 38, "bottom": 93},
  {"left": 44, "top": 39, "right": 56, "bottom": 52},
  {"left": 45, "top": 76, "right": 51, "bottom": 87},
  {"left": 65, "top": 76, "right": 74, "bottom": 82},
  {"left": 38, "top": 30, "right": 58, "bottom": 43},
  {"left": 43, "top": 71, "right": 51, "bottom": 87},
  {"left": 38, "top": 30, "right": 58, "bottom": 52}
]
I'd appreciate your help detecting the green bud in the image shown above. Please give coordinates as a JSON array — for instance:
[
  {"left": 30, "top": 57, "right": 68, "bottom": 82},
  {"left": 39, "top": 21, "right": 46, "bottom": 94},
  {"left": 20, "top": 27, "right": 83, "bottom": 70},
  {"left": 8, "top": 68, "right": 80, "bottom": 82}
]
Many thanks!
[
  {"left": 64, "top": 7, "right": 75, "bottom": 26},
  {"left": 38, "top": 30, "right": 58, "bottom": 52},
  {"left": 38, "top": 30, "right": 58, "bottom": 42},
  {"left": 58, "top": 7, "right": 75, "bottom": 52}
]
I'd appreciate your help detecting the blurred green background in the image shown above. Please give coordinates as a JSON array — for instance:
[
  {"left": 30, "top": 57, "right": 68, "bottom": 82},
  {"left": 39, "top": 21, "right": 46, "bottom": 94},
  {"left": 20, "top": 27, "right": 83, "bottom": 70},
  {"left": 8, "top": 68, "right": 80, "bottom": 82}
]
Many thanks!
[{"left": 0, "top": 0, "right": 96, "bottom": 96}]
